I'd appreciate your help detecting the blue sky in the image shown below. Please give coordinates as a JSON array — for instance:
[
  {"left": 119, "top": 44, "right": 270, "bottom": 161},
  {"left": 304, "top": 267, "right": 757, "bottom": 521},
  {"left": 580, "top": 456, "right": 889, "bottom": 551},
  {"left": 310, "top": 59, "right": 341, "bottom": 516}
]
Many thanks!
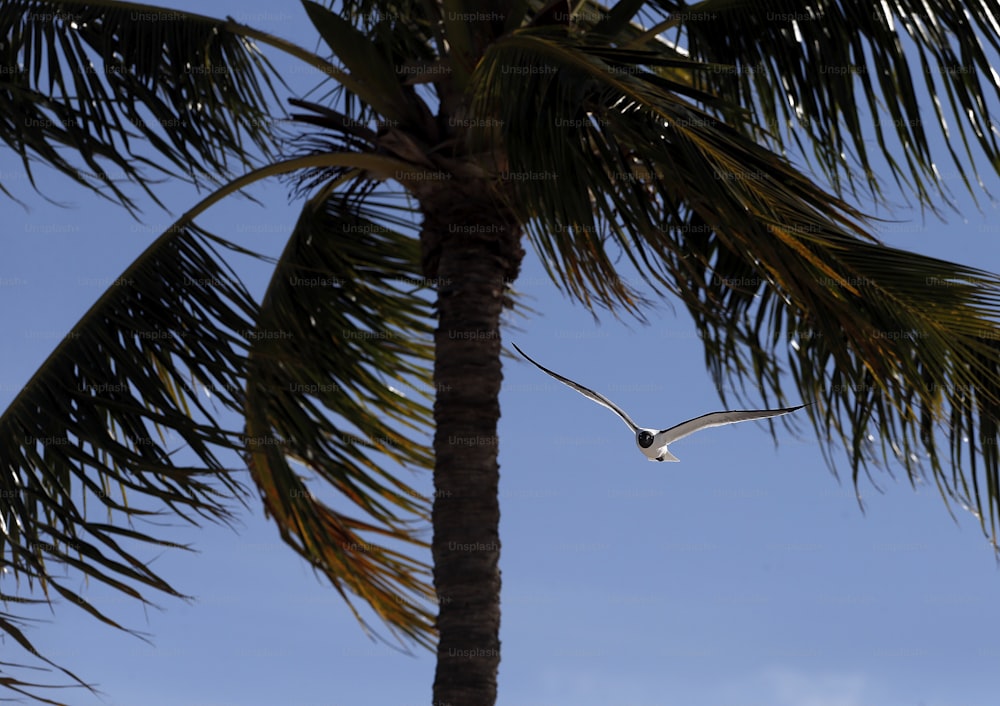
[{"left": 3, "top": 3, "right": 1000, "bottom": 705}]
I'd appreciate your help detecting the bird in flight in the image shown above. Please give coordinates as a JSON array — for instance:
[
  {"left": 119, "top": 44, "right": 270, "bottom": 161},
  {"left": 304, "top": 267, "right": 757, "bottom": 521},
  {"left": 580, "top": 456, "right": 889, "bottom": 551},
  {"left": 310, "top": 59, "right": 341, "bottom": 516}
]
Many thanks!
[{"left": 512, "top": 343, "right": 806, "bottom": 462}]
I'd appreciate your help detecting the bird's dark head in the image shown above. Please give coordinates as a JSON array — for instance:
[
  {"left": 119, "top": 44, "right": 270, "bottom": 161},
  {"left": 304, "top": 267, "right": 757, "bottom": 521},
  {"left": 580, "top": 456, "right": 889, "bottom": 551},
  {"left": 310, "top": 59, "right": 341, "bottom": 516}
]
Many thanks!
[{"left": 637, "top": 430, "right": 655, "bottom": 448}]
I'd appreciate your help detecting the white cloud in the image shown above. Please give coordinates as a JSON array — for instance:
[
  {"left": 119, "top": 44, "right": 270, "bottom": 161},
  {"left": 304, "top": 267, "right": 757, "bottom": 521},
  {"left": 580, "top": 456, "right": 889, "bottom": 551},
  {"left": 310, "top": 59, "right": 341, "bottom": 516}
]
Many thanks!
[{"left": 761, "top": 666, "right": 872, "bottom": 706}]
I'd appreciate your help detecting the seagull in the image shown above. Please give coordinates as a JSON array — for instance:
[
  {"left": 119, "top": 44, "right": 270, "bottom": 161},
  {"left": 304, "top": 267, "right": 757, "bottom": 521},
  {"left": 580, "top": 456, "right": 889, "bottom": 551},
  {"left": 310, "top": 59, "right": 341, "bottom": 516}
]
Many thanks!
[{"left": 512, "top": 343, "right": 806, "bottom": 462}]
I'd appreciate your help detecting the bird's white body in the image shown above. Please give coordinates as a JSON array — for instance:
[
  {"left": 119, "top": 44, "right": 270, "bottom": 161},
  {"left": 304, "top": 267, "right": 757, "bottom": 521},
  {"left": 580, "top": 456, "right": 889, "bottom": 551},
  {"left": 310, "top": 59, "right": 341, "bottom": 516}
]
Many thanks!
[
  {"left": 643, "top": 433, "right": 679, "bottom": 462},
  {"left": 513, "top": 343, "right": 805, "bottom": 462}
]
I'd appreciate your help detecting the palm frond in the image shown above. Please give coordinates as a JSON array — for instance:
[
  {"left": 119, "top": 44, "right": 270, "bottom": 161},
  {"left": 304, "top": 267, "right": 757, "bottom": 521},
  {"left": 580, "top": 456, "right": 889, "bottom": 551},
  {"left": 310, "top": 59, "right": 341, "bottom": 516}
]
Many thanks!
[
  {"left": 302, "top": 0, "right": 438, "bottom": 134},
  {"left": 0, "top": 605, "right": 96, "bottom": 703},
  {"left": 1, "top": 0, "right": 282, "bottom": 209},
  {"left": 305, "top": 1, "right": 415, "bottom": 121},
  {"left": 469, "top": 29, "right": 865, "bottom": 315},
  {"left": 0, "top": 150, "right": 440, "bottom": 694},
  {"left": 0, "top": 221, "right": 258, "bottom": 695},
  {"left": 638, "top": 0, "right": 1000, "bottom": 209},
  {"left": 684, "top": 225, "right": 1000, "bottom": 536},
  {"left": 243, "top": 183, "right": 436, "bottom": 648},
  {"left": 470, "top": 28, "right": 1000, "bottom": 544}
]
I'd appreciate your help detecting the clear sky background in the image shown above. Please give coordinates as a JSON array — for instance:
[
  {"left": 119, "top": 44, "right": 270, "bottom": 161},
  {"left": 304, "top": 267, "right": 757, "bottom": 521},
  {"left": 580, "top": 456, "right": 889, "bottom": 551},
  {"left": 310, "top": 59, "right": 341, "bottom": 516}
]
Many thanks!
[{"left": 3, "top": 3, "right": 1000, "bottom": 705}]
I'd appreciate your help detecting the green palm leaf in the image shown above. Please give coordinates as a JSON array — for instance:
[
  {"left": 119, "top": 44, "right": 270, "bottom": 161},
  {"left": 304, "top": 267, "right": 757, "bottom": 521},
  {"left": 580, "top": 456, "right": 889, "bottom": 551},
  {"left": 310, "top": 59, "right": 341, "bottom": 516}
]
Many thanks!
[
  {"left": 1, "top": 603, "right": 95, "bottom": 703},
  {"left": 638, "top": 0, "right": 1000, "bottom": 207},
  {"left": 0, "top": 149, "right": 435, "bottom": 696},
  {"left": 243, "top": 185, "right": 436, "bottom": 647},
  {"left": 469, "top": 25, "right": 1000, "bottom": 542},
  {"left": 304, "top": 0, "right": 419, "bottom": 122},
  {"left": 0, "top": 222, "right": 255, "bottom": 699},
  {"left": 1, "top": 0, "right": 282, "bottom": 209}
]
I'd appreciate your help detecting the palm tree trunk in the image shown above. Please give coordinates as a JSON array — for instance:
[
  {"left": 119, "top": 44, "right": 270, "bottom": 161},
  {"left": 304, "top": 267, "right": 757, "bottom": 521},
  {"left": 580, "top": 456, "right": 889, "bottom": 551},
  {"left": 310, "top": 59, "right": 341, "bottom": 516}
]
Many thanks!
[{"left": 421, "top": 186, "right": 522, "bottom": 706}]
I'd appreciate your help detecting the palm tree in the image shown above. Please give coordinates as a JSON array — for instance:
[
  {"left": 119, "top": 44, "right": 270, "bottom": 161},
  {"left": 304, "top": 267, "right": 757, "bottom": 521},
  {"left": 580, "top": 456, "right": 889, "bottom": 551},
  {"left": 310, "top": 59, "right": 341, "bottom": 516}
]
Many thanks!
[{"left": 3, "top": 0, "right": 1000, "bottom": 704}]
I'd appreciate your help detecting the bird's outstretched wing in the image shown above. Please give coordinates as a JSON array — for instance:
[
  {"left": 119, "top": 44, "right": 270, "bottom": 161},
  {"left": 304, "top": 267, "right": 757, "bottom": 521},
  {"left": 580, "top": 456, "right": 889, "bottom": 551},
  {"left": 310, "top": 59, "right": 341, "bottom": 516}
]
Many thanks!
[
  {"left": 512, "top": 343, "right": 640, "bottom": 432},
  {"left": 658, "top": 406, "right": 806, "bottom": 444}
]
